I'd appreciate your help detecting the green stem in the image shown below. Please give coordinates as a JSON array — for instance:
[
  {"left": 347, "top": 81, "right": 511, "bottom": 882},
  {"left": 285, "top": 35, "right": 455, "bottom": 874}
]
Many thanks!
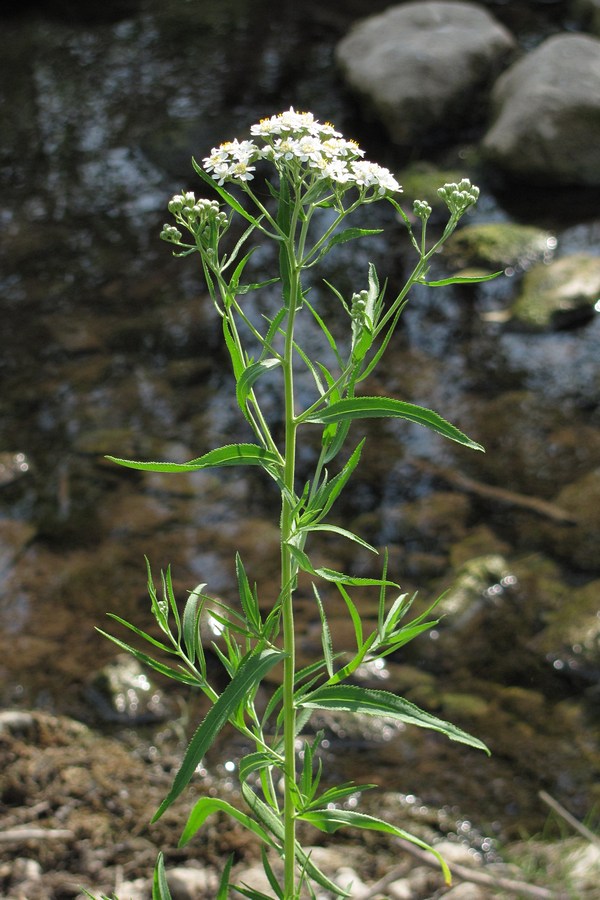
[{"left": 280, "top": 233, "right": 301, "bottom": 899}]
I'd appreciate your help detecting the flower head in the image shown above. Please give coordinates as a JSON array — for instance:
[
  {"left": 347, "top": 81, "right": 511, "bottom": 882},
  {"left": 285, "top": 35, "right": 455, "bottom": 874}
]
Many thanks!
[{"left": 200, "top": 107, "right": 402, "bottom": 198}]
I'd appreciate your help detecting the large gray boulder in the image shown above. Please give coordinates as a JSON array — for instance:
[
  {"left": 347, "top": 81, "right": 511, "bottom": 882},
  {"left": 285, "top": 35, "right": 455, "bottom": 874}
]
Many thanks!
[
  {"left": 335, "top": 1, "right": 515, "bottom": 147},
  {"left": 482, "top": 33, "right": 600, "bottom": 186}
]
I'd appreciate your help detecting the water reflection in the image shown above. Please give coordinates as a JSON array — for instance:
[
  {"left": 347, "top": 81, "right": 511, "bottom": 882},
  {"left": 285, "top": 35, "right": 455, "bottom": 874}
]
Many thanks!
[{"left": 0, "top": 0, "right": 599, "bottom": 836}]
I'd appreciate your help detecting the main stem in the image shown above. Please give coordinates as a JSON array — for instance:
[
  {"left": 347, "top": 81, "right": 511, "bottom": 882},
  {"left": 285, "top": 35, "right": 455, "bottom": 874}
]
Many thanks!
[{"left": 281, "top": 258, "right": 299, "bottom": 898}]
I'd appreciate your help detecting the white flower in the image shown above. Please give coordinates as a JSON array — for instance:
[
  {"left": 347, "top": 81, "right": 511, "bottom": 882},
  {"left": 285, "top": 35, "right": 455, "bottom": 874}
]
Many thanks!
[
  {"left": 351, "top": 161, "right": 401, "bottom": 194},
  {"left": 321, "top": 137, "right": 364, "bottom": 159},
  {"left": 295, "top": 136, "right": 326, "bottom": 165},
  {"left": 270, "top": 137, "right": 300, "bottom": 161},
  {"left": 323, "top": 159, "right": 352, "bottom": 184},
  {"left": 202, "top": 108, "right": 401, "bottom": 194},
  {"left": 230, "top": 161, "right": 255, "bottom": 182}
]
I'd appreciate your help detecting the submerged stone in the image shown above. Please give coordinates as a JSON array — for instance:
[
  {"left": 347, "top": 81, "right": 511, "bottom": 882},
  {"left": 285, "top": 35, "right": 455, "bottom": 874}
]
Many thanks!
[
  {"left": 511, "top": 253, "right": 600, "bottom": 330},
  {"left": 86, "top": 654, "right": 172, "bottom": 724},
  {"left": 531, "top": 578, "right": 600, "bottom": 682},
  {"left": 443, "top": 222, "right": 555, "bottom": 271}
]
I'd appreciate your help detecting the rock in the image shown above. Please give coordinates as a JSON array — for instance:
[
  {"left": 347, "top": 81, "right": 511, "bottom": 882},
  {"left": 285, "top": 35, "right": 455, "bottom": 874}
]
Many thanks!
[
  {"left": 0, "top": 518, "right": 36, "bottom": 575},
  {"left": 443, "top": 884, "right": 487, "bottom": 899},
  {"left": 510, "top": 253, "right": 600, "bottom": 330},
  {"left": 531, "top": 578, "right": 600, "bottom": 681},
  {"left": 571, "top": 0, "right": 600, "bottom": 35},
  {"left": 437, "top": 554, "right": 513, "bottom": 624},
  {"left": 85, "top": 654, "right": 173, "bottom": 725},
  {"left": 0, "top": 451, "right": 30, "bottom": 487},
  {"left": 466, "top": 390, "right": 600, "bottom": 500},
  {"left": 482, "top": 34, "right": 600, "bottom": 185},
  {"left": 542, "top": 469, "right": 600, "bottom": 570},
  {"left": 443, "top": 222, "right": 555, "bottom": 271},
  {"left": 166, "top": 865, "right": 218, "bottom": 899},
  {"left": 336, "top": 1, "right": 515, "bottom": 147}
]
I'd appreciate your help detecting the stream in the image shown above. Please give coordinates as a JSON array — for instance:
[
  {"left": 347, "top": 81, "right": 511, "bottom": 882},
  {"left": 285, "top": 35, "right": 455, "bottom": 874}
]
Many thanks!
[{"left": 1, "top": 0, "right": 599, "bottom": 850}]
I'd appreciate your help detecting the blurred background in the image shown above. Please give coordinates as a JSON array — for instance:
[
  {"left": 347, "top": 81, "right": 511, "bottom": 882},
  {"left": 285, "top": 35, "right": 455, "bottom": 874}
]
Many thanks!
[{"left": 1, "top": 0, "right": 599, "bottom": 867}]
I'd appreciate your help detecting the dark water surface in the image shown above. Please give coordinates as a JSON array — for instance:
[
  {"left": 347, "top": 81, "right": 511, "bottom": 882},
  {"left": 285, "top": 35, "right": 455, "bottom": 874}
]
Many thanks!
[{"left": 1, "top": 0, "right": 599, "bottom": 842}]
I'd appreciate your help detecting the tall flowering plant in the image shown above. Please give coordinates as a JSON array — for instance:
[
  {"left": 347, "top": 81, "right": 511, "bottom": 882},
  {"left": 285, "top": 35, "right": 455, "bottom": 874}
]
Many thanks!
[{"left": 101, "top": 109, "right": 495, "bottom": 899}]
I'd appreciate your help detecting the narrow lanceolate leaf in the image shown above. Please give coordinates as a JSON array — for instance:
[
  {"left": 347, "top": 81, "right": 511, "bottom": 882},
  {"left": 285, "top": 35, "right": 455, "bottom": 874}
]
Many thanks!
[
  {"left": 217, "top": 856, "right": 234, "bottom": 900},
  {"left": 152, "top": 648, "right": 286, "bottom": 822},
  {"left": 418, "top": 271, "right": 502, "bottom": 287},
  {"left": 106, "top": 443, "right": 283, "bottom": 473},
  {"left": 236, "top": 358, "right": 281, "bottom": 411},
  {"left": 182, "top": 586, "right": 206, "bottom": 666},
  {"left": 302, "top": 397, "right": 484, "bottom": 452},
  {"left": 299, "top": 523, "right": 377, "bottom": 554},
  {"left": 312, "top": 585, "right": 334, "bottom": 679},
  {"left": 300, "top": 684, "right": 490, "bottom": 754},
  {"left": 298, "top": 809, "right": 451, "bottom": 885},
  {"left": 235, "top": 553, "right": 262, "bottom": 633},
  {"left": 96, "top": 628, "right": 200, "bottom": 686},
  {"left": 286, "top": 543, "right": 399, "bottom": 588},
  {"left": 152, "top": 852, "right": 173, "bottom": 900},
  {"left": 241, "top": 783, "right": 350, "bottom": 897},
  {"left": 179, "top": 797, "right": 277, "bottom": 848},
  {"left": 323, "top": 226, "right": 383, "bottom": 253}
]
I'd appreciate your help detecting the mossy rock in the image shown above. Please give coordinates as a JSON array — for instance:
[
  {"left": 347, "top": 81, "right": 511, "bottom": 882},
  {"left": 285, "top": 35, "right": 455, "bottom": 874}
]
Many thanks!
[
  {"left": 398, "top": 162, "right": 470, "bottom": 210},
  {"left": 531, "top": 578, "right": 600, "bottom": 681},
  {"left": 438, "top": 553, "right": 512, "bottom": 621},
  {"left": 542, "top": 469, "right": 600, "bottom": 571},
  {"left": 443, "top": 222, "right": 554, "bottom": 270},
  {"left": 511, "top": 253, "right": 600, "bottom": 329}
]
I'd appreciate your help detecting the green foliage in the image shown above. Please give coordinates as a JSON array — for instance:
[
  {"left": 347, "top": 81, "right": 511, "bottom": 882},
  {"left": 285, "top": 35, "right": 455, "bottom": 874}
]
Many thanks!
[{"left": 102, "top": 108, "right": 497, "bottom": 898}]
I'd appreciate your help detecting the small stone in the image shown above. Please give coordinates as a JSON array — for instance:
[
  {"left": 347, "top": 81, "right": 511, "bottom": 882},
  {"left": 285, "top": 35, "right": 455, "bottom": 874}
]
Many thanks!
[
  {"left": 166, "top": 865, "right": 218, "bottom": 900},
  {"left": 443, "top": 883, "right": 487, "bottom": 899}
]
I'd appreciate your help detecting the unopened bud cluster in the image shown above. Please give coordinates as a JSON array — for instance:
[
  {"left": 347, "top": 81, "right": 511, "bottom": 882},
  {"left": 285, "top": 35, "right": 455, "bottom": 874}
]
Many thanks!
[
  {"left": 413, "top": 199, "right": 432, "bottom": 220},
  {"left": 437, "top": 179, "right": 480, "bottom": 216},
  {"left": 161, "top": 192, "right": 228, "bottom": 246}
]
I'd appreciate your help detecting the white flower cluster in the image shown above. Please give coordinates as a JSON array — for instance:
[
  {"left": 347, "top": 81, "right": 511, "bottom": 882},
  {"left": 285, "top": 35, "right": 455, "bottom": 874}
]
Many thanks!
[{"left": 202, "top": 107, "right": 401, "bottom": 196}]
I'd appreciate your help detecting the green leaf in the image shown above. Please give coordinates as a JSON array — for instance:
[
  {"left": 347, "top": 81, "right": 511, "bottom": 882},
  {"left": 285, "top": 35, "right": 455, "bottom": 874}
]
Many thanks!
[
  {"left": 106, "top": 443, "right": 283, "bottom": 473},
  {"left": 286, "top": 544, "right": 398, "bottom": 588},
  {"left": 152, "top": 648, "right": 286, "bottom": 822},
  {"left": 105, "top": 613, "right": 173, "bottom": 655},
  {"left": 182, "top": 586, "right": 206, "bottom": 668},
  {"left": 299, "top": 809, "right": 451, "bottom": 885},
  {"left": 236, "top": 359, "right": 281, "bottom": 412},
  {"left": 152, "top": 852, "right": 173, "bottom": 900},
  {"left": 312, "top": 585, "right": 334, "bottom": 679},
  {"left": 235, "top": 553, "right": 263, "bottom": 634},
  {"left": 302, "top": 397, "right": 484, "bottom": 451},
  {"left": 96, "top": 629, "right": 200, "bottom": 686},
  {"left": 179, "top": 797, "right": 277, "bottom": 848},
  {"left": 304, "top": 298, "right": 344, "bottom": 369},
  {"left": 238, "top": 750, "right": 282, "bottom": 785},
  {"left": 324, "top": 226, "right": 383, "bottom": 252},
  {"left": 309, "top": 441, "right": 365, "bottom": 524},
  {"left": 298, "top": 523, "right": 377, "bottom": 554},
  {"left": 223, "top": 315, "right": 246, "bottom": 380},
  {"left": 192, "top": 158, "right": 262, "bottom": 228},
  {"left": 241, "top": 783, "right": 350, "bottom": 897},
  {"left": 418, "top": 270, "right": 502, "bottom": 287},
  {"left": 301, "top": 684, "right": 490, "bottom": 754},
  {"left": 306, "top": 782, "right": 376, "bottom": 812},
  {"left": 217, "top": 856, "right": 234, "bottom": 900}
]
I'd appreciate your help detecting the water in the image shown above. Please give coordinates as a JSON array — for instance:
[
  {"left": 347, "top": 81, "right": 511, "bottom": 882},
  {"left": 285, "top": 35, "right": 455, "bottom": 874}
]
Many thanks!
[{"left": 0, "top": 0, "right": 599, "bottom": 839}]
